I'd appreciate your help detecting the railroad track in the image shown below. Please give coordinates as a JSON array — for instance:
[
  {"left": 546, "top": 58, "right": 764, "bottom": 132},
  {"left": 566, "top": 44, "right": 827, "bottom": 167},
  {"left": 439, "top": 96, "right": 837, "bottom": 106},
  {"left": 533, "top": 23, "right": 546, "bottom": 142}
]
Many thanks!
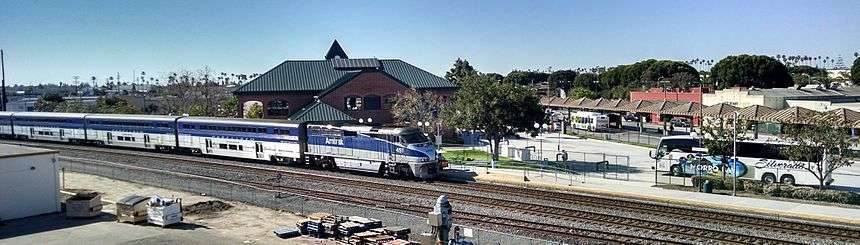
[
  {"left": 6, "top": 140, "right": 857, "bottom": 244},
  {"left": 437, "top": 182, "right": 860, "bottom": 244}
]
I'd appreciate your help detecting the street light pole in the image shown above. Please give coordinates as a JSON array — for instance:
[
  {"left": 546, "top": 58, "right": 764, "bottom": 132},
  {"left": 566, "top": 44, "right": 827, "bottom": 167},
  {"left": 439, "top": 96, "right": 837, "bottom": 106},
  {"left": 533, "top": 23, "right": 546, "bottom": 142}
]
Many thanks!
[
  {"left": 1, "top": 49, "right": 6, "bottom": 111},
  {"left": 732, "top": 111, "right": 738, "bottom": 196}
]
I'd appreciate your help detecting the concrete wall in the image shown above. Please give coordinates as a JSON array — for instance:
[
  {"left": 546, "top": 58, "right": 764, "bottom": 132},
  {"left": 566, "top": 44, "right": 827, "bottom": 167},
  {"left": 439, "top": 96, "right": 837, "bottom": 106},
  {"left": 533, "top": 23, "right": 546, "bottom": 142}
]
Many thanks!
[
  {"left": 0, "top": 153, "right": 60, "bottom": 220},
  {"left": 702, "top": 87, "right": 776, "bottom": 109}
]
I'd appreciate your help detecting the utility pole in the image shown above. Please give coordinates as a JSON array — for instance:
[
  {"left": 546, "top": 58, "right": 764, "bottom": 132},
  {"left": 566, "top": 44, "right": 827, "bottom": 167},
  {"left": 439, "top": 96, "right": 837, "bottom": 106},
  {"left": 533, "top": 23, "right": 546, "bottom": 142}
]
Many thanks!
[{"left": 1, "top": 49, "right": 6, "bottom": 111}]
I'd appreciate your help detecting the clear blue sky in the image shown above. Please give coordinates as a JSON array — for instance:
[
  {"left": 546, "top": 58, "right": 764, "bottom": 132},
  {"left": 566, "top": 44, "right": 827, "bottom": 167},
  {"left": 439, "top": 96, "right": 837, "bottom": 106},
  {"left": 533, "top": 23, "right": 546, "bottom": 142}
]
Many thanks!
[{"left": 1, "top": 0, "right": 858, "bottom": 85}]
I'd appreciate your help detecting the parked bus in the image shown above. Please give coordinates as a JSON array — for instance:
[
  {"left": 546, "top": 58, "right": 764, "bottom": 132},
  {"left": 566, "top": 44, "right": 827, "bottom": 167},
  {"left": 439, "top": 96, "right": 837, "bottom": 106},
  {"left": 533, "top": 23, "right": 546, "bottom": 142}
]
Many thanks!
[
  {"left": 652, "top": 135, "right": 832, "bottom": 186},
  {"left": 571, "top": 111, "right": 609, "bottom": 132}
]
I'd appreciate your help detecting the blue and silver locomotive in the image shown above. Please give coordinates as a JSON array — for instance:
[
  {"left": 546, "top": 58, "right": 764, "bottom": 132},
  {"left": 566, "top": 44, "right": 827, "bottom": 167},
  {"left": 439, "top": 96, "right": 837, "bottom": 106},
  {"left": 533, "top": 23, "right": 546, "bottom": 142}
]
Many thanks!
[{"left": 0, "top": 112, "right": 441, "bottom": 179}]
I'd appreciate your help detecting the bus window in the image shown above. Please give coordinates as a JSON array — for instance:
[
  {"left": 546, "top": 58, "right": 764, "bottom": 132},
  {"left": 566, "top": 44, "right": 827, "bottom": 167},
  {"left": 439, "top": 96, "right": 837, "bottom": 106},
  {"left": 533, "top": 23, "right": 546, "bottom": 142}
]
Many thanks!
[{"left": 658, "top": 139, "right": 701, "bottom": 153}]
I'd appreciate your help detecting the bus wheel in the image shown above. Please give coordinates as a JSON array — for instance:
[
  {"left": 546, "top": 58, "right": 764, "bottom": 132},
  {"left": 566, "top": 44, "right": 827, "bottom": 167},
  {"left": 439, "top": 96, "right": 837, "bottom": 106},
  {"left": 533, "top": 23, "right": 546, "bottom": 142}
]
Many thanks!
[
  {"left": 762, "top": 173, "right": 776, "bottom": 184},
  {"left": 780, "top": 175, "right": 796, "bottom": 186},
  {"left": 670, "top": 165, "right": 682, "bottom": 176}
]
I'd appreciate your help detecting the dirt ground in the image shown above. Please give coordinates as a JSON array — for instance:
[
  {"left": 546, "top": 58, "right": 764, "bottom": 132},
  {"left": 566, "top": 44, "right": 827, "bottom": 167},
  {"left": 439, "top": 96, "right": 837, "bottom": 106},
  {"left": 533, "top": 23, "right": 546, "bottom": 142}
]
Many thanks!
[{"left": 60, "top": 171, "right": 338, "bottom": 244}]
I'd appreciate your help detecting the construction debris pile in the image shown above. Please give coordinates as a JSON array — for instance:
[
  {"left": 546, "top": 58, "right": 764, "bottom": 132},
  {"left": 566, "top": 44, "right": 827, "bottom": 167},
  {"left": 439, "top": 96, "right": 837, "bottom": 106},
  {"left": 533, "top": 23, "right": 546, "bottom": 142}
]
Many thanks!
[{"left": 294, "top": 212, "right": 413, "bottom": 245}]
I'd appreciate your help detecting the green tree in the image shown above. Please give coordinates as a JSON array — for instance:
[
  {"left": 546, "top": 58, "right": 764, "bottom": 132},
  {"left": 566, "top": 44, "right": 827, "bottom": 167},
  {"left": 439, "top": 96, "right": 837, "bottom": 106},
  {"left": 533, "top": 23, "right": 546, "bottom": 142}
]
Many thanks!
[
  {"left": 572, "top": 73, "right": 598, "bottom": 90},
  {"left": 852, "top": 57, "right": 860, "bottom": 83},
  {"left": 96, "top": 97, "right": 139, "bottom": 114},
  {"left": 484, "top": 73, "right": 505, "bottom": 82},
  {"left": 789, "top": 65, "right": 827, "bottom": 77},
  {"left": 391, "top": 88, "right": 448, "bottom": 135},
  {"left": 710, "top": 55, "right": 793, "bottom": 89},
  {"left": 217, "top": 96, "right": 239, "bottom": 117},
  {"left": 700, "top": 117, "right": 751, "bottom": 179},
  {"left": 446, "top": 74, "right": 544, "bottom": 160},
  {"left": 444, "top": 58, "right": 477, "bottom": 84},
  {"left": 245, "top": 103, "right": 263, "bottom": 119},
  {"left": 779, "top": 114, "right": 856, "bottom": 189},
  {"left": 547, "top": 70, "right": 578, "bottom": 94},
  {"left": 54, "top": 100, "right": 94, "bottom": 113},
  {"left": 34, "top": 93, "right": 65, "bottom": 112},
  {"left": 503, "top": 70, "right": 549, "bottom": 86},
  {"left": 568, "top": 87, "right": 598, "bottom": 99}
]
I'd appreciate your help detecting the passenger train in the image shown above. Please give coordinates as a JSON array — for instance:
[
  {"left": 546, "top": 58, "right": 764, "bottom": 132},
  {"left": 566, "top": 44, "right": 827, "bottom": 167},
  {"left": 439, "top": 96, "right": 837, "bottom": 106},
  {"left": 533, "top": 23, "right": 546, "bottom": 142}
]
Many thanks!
[{"left": 0, "top": 112, "right": 442, "bottom": 179}]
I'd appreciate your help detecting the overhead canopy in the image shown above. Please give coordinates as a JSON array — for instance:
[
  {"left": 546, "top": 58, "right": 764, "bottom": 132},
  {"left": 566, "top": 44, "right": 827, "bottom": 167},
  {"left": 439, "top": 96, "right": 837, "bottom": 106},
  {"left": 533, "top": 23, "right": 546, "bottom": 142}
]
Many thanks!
[
  {"left": 596, "top": 99, "right": 629, "bottom": 111},
  {"left": 732, "top": 105, "right": 777, "bottom": 121},
  {"left": 818, "top": 108, "right": 860, "bottom": 124},
  {"left": 617, "top": 100, "right": 654, "bottom": 113},
  {"left": 759, "top": 106, "right": 820, "bottom": 123},
  {"left": 662, "top": 102, "right": 702, "bottom": 117},
  {"left": 702, "top": 103, "right": 739, "bottom": 117},
  {"left": 636, "top": 101, "right": 681, "bottom": 114}
]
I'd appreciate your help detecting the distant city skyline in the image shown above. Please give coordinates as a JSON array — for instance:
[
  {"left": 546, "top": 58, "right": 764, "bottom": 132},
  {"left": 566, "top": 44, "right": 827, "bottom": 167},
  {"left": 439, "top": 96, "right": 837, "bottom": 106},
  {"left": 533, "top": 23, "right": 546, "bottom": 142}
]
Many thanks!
[{"left": 1, "top": 0, "right": 858, "bottom": 85}]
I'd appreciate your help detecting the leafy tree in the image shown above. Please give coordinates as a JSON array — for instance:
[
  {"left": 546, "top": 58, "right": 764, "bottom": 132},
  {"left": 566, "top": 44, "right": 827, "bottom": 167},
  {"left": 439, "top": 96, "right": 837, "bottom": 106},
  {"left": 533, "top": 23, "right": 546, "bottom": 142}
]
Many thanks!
[
  {"left": 160, "top": 66, "right": 231, "bottom": 116},
  {"left": 444, "top": 58, "right": 477, "bottom": 84},
  {"left": 572, "top": 73, "right": 598, "bottom": 90},
  {"left": 35, "top": 93, "right": 65, "bottom": 112},
  {"left": 779, "top": 114, "right": 856, "bottom": 189},
  {"left": 640, "top": 60, "right": 700, "bottom": 83},
  {"left": 391, "top": 88, "right": 448, "bottom": 135},
  {"left": 445, "top": 74, "right": 544, "bottom": 160},
  {"left": 503, "top": 70, "right": 549, "bottom": 85},
  {"left": 547, "top": 70, "right": 578, "bottom": 94},
  {"left": 568, "top": 87, "right": 598, "bottom": 99},
  {"left": 483, "top": 73, "right": 505, "bottom": 82},
  {"left": 54, "top": 100, "right": 94, "bottom": 113},
  {"left": 667, "top": 72, "right": 699, "bottom": 90},
  {"left": 701, "top": 117, "right": 750, "bottom": 180},
  {"left": 710, "top": 55, "right": 793, "bottom": 89},
  {"left": 96, "top": 97, "right": 139, "bottom": 114},
  {"left": 245, "top": 103, "right": 263, "bottom": 119},
  {"left": 852, "top": 57, "right": 860, "bottom": 83},
  {"left": 217, "top": 96, "right": 239, "bottom": 117},
  {"left": 789, "top": 65, "right": 826, "bottom": 77}
]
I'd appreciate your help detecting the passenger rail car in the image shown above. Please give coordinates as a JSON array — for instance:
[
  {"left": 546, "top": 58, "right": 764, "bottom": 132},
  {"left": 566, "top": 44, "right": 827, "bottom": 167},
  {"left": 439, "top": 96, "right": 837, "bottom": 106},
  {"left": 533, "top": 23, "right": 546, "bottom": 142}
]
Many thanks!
[
  {"left": 0, "top": 112, "right": 440, "bottom": 179},
  {"left": 11, "top": 112, "right": 88, "bottom": 143},
  {"left": 176, "top": 117, "right": 303, "bottom": 162},
  {"left": 85, "top": 114, "right": 180, "bottom": 150},
  {"left": 0, "top": 112, "right": 12, "bottom": 137}
]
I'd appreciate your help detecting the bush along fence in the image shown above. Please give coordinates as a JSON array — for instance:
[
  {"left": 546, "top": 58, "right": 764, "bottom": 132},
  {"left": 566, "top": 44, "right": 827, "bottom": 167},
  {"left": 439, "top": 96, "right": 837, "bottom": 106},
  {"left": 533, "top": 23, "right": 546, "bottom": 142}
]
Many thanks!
[{"left": 691, "top": 175, "right": 860, "bottom": 205}]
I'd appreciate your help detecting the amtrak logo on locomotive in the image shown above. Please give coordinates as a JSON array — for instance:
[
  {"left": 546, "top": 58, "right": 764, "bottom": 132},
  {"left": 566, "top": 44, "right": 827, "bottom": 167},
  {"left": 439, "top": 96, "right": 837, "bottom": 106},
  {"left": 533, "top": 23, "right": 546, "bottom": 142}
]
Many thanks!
[{"left": 325, "top": 137, "right": 344, "bottom": 146}]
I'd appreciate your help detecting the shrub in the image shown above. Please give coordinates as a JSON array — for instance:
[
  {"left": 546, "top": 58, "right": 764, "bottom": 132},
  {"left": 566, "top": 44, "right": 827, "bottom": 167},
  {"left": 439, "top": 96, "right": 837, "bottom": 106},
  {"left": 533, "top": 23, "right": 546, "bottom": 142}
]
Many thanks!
[
  {"left": 741, "top": 179, "right": 765, "bottom": 194},
  {"left": 691, "top": 175, "right": 742, "bottom": 191}
]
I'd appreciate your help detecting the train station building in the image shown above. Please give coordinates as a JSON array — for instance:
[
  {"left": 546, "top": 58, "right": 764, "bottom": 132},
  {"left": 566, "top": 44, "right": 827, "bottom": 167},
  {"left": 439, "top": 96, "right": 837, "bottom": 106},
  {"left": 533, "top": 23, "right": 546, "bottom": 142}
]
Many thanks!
[{"left": 233, "top": 40, "right": 457, "bottom": 124}]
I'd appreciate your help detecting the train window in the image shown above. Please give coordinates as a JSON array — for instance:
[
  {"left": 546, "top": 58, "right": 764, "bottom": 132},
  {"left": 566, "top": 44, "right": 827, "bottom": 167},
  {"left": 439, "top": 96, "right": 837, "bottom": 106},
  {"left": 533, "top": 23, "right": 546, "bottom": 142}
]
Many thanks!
[
  {"left": 274, "top": 129, "right": 290, "bottom": 135},
  {"left": 400, "top": 132, "right": 429, "bottom": 144},
  {"left": 343, "top": 131, "right": 358, "bottom": 137},
  {"left": 228, "top": 145, "right": 238, "bottom": 150},
  {"left": 238, "top": 145, "right": 244, "bottom": 151},
  {"left": 219, "top": 144, "right": 228, "bottom": 149}
]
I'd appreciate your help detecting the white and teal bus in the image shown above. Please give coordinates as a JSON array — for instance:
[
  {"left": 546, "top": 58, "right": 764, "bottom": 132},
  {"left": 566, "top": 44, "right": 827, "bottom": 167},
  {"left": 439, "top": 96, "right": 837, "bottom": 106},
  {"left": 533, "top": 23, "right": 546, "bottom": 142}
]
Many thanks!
[{"left": 653, "top": 135, "right": 832, "bottom": 186}]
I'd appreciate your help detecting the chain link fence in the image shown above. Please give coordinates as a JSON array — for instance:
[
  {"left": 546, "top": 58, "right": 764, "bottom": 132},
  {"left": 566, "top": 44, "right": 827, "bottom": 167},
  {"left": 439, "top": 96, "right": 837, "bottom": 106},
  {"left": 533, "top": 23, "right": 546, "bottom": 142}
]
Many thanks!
[
  {"left": 442, "top": 144, "right": 632, "bottom": 184},
  {"left": 59, "top": 157, "right": 560, "bottom": 244}
]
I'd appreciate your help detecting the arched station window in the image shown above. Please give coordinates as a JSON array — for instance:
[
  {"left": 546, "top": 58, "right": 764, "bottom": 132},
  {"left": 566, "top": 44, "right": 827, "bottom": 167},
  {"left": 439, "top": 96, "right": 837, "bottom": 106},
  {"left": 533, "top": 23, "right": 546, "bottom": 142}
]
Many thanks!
[
  {"left": 345, "top": 96, "right": 363, "bottom": 111},
  {"left": 364, "top": 95, "right": 381, "bottom": 110}
]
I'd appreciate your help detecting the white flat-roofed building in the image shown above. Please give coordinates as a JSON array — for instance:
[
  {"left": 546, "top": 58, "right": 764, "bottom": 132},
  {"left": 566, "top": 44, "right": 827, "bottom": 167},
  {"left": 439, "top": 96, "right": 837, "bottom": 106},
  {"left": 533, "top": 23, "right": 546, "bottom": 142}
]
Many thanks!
[
  {"left": 0, "top": 144, "right": 61, "bottom": 220},
  {"left": 703, "top": 85, "right": 860, "bottom": 111}
]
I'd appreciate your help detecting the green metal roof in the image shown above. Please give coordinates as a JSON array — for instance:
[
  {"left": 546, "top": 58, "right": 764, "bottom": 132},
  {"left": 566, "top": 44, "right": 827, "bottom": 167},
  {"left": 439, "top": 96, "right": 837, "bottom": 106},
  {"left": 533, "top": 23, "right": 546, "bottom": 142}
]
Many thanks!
[
  {"left": 234, "top": 59, "right": 456, "bottom": 94},
  {"left": 287, "top": 100, "right": 356, "bottom": 122}
]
